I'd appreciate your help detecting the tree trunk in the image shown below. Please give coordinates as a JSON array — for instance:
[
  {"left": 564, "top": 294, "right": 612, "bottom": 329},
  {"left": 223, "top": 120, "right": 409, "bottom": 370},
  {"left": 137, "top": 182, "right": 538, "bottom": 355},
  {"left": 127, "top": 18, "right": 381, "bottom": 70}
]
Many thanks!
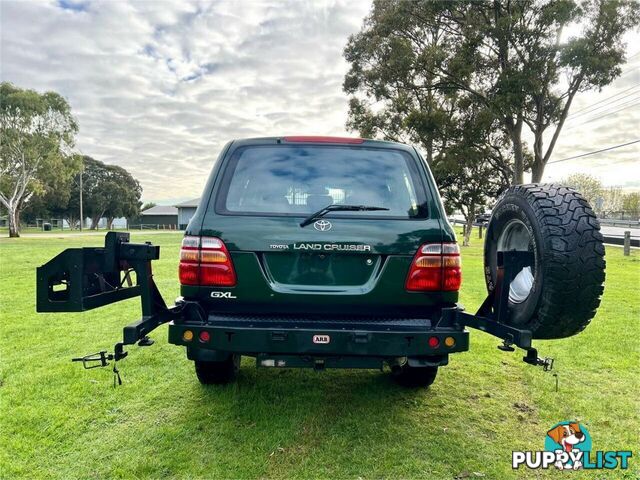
[
  {"left": 534, "top": 77, "right": 584, "bottom": 183},
  {"left": 8, "top": 207, "right": 20, "bottom": 238},
  {"left": 462, "top": 208, "right": 475, "bottom": 247},
  {"left": 90, "top": 215, "right": 101, "bottom": 230},
  {"left": 531, "top": 160, "right": 545, "bottom": 183},
  {"left": 107, "top": 217, "right": 114, "bottom": 230},
  {"left": 506, "top": 116, "right": 524, "bottom": 185},
  {"left": 66, "top": 214, "right": 77, "bottom": 230},
  {"left": 425, "top": 137, "right": 433, "bottom": 165}
]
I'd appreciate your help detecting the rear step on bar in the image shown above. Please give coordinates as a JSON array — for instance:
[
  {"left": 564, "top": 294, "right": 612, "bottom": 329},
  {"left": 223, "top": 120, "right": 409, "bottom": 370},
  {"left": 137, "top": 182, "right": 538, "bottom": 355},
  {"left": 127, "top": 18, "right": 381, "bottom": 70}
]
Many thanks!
[{"left": 36, "top": 233, "right": 553, "bottom": 384}]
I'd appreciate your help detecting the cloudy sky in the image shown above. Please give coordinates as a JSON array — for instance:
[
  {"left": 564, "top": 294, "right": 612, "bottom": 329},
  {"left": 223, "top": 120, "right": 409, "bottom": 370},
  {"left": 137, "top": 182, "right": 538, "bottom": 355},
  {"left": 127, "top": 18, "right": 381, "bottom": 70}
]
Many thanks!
[{"left": 1, "top": 0, "right": 638, "bottom": 203}]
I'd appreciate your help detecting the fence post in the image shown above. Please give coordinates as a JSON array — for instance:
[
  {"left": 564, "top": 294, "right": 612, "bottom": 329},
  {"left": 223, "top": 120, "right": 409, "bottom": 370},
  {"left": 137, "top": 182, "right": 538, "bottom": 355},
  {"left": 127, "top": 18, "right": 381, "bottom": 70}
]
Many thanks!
[
  {"left": 478, "top": 225, "right": 483, "bottom": 239},
  {"left": 624, "top": 231, "right": 631, "bottom": 256}
]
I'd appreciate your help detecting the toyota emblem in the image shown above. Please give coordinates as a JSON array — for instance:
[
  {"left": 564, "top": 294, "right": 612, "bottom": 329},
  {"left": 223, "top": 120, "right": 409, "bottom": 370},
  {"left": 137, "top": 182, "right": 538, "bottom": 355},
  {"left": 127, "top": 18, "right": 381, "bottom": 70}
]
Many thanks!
[{"left": 313, "top": 220, "right": 332, "bottom": 231}]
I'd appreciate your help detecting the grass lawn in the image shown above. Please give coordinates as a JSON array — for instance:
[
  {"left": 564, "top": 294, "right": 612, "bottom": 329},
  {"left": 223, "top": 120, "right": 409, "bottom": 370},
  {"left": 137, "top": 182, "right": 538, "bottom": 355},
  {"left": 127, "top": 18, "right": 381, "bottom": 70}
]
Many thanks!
[{"left": 0, "top": 232, "right": 638, "bottom": 479}]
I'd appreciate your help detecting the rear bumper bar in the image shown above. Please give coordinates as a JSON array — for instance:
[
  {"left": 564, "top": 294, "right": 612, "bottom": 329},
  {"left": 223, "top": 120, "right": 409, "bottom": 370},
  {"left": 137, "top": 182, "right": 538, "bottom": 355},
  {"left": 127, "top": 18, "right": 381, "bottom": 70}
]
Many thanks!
[{"left": 168, "top": 315, "right": 469, "bottom": 357}]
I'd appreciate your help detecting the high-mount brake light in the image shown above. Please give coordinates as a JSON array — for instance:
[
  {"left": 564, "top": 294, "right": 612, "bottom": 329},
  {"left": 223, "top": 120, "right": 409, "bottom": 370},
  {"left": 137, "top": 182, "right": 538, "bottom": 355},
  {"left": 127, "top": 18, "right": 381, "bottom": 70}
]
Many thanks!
[
  {"left": 179, "top": 236, "right": 237, "bottom": 287},
  {"left": 283, "top": 136, "right": 364, "bottom": 144},
  {"left": 405, "top": 242, "right": 462, "bottom": 292}
]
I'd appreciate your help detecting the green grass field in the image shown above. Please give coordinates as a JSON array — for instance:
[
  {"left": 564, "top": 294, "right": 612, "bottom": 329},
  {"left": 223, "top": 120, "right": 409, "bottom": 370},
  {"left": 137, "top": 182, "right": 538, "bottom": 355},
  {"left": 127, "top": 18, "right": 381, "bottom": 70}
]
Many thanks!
[{"left": 0, "top": 232, "right": 638, "bottom": 479}]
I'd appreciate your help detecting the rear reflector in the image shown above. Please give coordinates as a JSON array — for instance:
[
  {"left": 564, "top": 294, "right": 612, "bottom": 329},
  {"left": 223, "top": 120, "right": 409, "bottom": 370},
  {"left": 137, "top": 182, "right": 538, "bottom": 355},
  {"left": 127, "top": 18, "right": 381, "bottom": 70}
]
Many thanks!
[
  {"left": 405, "top": 242, "right": 462, "bottom": 292},
  {"left": 283, "top": 136, "right": 364, "bottom": 144},
  {"left": 179, "top": 236, "right": 237, "bottom": 287}
]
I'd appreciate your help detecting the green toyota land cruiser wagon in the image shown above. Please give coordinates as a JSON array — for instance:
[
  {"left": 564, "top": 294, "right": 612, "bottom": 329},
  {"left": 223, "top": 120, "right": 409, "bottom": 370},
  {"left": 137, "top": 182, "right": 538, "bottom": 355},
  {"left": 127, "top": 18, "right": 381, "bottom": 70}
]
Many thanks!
[{"left": 37, "top": 136, "right": 605, "bottom": 388}]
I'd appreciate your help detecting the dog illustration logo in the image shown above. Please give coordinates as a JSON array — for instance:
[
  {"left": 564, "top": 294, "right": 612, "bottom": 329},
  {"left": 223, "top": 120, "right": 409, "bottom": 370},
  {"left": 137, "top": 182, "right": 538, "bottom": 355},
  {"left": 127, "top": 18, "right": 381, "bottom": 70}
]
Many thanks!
[
  {"left": 544, "top": 421, "right": 591, "bottom": 470},
  {"left": 513, "top": 421, "right": 632, "bottom": 470}
]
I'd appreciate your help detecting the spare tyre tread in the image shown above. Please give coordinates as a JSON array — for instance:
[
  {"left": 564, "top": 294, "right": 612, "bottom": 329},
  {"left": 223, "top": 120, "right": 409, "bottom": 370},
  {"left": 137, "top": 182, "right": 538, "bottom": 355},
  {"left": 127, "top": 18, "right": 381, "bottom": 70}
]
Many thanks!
[{"left": 487, "top": 184, "right": 605, "bottom": 339}]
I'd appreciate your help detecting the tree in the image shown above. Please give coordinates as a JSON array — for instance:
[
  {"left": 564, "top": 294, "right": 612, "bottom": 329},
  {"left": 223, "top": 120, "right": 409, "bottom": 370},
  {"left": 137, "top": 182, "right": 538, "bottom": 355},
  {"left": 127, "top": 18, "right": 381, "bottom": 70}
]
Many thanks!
[
  {"left": 344, "top": 1, "right": 468, "bottom": 165},
  {"left": 141, "top": 202, "right": 156, "bottom": 211},
  {"left": 20, "top": 154, "right": 82, "bottom": 225},
  {"left": 601, "top": 186, "right": 624, "bottom": 214},
  {"left": 102, "top": 164, "right": 142, "bottom": 229},
  {"left": 622, "top": 192, "right": 640, "bottom": 218},
  {"left": 343, "top": 2, "right": 514, "bottom": 245},
  {"left": 432, "top": 99, "right": 513, "bottom": 246},
  {"left": 562, "top": 173, "right": 602, "bottom": 207},
  {"left": 508, "top": 0, "right": 639, "bottom": 181},
  {"left": 0, "top": 82, "right": 78, "bottom": 236},
  {"left": 78, "top": 156, "right": 141, "bottom": 229},
  {"left": 344, "top": 1, "right": 639, "bottom": 184}
]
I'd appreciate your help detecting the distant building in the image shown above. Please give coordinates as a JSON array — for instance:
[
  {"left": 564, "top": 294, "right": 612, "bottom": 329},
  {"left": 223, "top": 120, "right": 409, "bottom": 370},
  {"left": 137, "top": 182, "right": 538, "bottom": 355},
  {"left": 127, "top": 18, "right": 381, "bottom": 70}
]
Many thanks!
[
  {"left": 175, "top": 198, "right": 200, "bottom": 229},
  {"left": 139, "top": 205, "right": 178, "bottom": 228}
]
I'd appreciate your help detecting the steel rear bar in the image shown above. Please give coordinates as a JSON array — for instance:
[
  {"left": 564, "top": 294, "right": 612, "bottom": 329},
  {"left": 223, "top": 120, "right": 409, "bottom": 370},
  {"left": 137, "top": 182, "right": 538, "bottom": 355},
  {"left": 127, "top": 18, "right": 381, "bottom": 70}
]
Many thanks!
[
  {"left": 37, "top": 233, "right": 551, "bottom": 374},
  {"left": 167, "top": 320, "right": 469, "bottom": 356}
]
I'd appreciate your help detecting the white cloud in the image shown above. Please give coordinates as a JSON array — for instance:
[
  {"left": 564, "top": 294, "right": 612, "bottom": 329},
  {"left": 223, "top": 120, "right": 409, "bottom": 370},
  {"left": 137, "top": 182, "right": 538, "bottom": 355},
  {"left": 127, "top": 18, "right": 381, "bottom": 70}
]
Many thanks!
[
  {"left": 1, "top": 0, "right": 371, "bottom": 202},
  {"left": 1, "top": 0, "right": 638, "bottom": 203}
]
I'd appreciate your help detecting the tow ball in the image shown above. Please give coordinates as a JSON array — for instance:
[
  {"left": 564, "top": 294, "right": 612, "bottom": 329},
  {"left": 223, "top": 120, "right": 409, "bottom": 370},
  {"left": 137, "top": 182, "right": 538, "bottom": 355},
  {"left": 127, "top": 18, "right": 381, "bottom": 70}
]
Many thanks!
[{"left": 522, "top": 347, "right": 554, "bottom": 372}]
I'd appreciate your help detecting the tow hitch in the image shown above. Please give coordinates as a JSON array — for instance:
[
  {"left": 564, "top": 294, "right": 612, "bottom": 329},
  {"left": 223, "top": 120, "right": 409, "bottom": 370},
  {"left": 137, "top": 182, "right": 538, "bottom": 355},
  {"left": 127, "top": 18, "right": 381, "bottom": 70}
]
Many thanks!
[{"left": 523, "top": 348, "right": 554, "bottom": 371}]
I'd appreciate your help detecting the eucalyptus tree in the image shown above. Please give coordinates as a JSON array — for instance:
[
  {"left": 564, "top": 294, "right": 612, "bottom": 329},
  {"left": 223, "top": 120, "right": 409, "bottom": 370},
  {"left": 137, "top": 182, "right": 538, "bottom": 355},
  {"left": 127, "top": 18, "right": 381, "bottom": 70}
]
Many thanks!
[
  {"left": 0, "top": 82, "right": 78, "bottom": 236},
  {"left": 344, "top": 0, "right": 639, "bottom": 184}
]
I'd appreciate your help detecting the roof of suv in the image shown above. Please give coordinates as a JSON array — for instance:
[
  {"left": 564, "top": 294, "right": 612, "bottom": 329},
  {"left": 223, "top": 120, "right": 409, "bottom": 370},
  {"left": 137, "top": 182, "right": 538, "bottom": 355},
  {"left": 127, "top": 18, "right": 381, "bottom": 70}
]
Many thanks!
[{"left": 229, "top": 136, "right": 416, "bottom": 153}]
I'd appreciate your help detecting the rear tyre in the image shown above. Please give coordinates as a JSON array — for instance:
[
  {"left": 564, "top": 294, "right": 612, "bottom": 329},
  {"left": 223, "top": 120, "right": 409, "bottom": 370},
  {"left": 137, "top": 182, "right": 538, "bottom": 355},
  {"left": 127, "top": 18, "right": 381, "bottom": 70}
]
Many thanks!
[
  {"left": 391, "top": 365, "right": 438, "bottom": 388},
  {"left": 194, "top": 354, "right": 240, "bottom": 385},
  {"left": 484, "top": 184, "right": 605, "bottom": 339}
]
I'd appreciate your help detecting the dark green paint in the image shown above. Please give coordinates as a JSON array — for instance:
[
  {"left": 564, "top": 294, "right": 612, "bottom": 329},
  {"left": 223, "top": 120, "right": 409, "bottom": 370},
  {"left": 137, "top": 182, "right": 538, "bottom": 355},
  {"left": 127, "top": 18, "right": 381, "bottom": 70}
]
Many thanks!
[{"left": 182, "top": 137, "right": 458, "bottom": 316}]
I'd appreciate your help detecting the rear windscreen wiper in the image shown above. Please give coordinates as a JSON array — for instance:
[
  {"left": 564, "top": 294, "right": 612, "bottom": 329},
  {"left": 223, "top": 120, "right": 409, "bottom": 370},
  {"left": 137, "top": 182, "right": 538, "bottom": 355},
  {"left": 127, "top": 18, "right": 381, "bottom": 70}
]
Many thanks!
[{"left": 300, "top": 204, "right": 389, "bottom": 228}]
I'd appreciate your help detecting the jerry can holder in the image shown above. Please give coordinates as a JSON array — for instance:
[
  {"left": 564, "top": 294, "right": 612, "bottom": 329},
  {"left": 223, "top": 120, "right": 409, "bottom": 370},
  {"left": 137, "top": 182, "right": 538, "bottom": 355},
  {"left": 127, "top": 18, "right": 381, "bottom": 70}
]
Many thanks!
[{"left": 36, "top": 232, "right": 182, "bottom": 373}]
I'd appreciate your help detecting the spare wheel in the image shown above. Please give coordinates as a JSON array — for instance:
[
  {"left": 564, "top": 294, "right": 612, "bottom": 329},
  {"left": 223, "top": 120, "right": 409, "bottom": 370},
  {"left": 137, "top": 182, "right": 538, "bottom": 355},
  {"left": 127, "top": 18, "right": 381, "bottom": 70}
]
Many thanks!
[{"left": 483, "top": 184, "right": 606, "bottom": 339}]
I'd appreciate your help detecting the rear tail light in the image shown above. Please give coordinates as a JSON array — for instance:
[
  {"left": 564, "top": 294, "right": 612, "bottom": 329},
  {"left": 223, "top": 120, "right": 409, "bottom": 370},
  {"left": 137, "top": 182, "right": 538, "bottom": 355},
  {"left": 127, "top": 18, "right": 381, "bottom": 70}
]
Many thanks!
[
  {"left": 405, "top": 242, "right": 462, "bottom": 292},
  {"left": 179, "top": 236, "right": 237, "bottom": 286}
]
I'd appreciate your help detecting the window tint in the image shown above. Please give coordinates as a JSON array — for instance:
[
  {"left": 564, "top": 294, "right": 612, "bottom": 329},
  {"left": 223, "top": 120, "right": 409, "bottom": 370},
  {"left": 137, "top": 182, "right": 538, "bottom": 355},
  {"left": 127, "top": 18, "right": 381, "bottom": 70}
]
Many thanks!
[{"left": 217, "top": 145, "right": 427, "bottom": 218}]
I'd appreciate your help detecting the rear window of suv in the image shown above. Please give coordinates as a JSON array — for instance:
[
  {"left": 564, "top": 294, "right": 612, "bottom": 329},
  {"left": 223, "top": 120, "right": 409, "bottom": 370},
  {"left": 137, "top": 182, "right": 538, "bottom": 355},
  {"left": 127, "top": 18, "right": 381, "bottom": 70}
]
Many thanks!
[{"left": 215, "top": 145, "right": 428, "bottom": 219}]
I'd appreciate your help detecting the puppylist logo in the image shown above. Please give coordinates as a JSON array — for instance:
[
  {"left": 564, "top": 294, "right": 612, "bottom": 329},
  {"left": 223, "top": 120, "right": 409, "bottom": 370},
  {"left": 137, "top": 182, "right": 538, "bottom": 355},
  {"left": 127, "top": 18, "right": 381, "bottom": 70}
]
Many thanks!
[{"left": 512, "top": 421, "right": 632, "bottom": 471}]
